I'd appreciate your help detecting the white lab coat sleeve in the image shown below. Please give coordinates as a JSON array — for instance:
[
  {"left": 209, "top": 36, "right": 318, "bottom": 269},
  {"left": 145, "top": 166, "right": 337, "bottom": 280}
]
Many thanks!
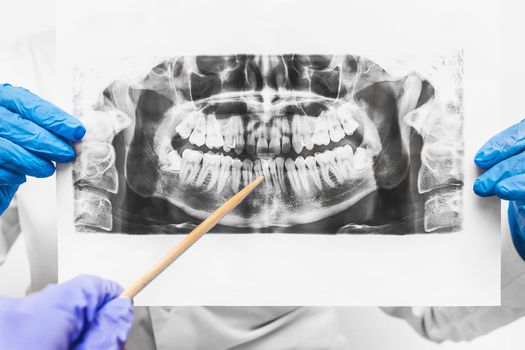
[{"left": 382, "top": 201, "right": 525, "bottom": 342}]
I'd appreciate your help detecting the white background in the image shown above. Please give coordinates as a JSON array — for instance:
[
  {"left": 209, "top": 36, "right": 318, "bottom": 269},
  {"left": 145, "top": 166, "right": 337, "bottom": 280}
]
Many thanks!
[{"left": 1, "top": 0, "right": 525, "bottom": 348}]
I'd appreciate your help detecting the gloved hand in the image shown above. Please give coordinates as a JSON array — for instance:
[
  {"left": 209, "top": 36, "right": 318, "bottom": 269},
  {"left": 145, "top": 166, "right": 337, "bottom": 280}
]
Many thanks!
[
  {"left": 0, "top": 84, "right": 85, "bottom": 214},
  {"left": 474, "top": 119, "right": 525, "bottom": 260},
  {"left": 0, "top": 275, "right": 134, "bottom": 350}
]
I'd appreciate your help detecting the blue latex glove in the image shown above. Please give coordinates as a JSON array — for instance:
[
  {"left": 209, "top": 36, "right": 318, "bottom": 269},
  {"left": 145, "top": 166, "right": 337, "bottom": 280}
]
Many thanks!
[
  {"left": 0, "top": 83, "right": 85, "bottom": 214},
  {"left": 0, "top": 275, "right": 134, "bottom": 350},
  {"left": 474, "top": 119, "right": 525, "bottom": 260}
]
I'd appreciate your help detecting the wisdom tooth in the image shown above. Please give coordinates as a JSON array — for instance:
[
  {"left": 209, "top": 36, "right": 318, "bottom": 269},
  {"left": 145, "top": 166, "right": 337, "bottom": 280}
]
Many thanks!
[
  {"left": 353, "top": 147, "right": 371, "bottom": 171},
  {"left": 205, "top": 114, "right": 224, "bottom": 149},
  {"left": 189, "top": 113, "right": 206, "bottom": 146},
  {"left": 312, "top": 113, "right": 330, "bottom": 146},
  {"left": 217, "top": 156, "right": 232, "bottom": 193},
  {"left": 180, "top": 149, "right": 203, "bottom": 184},
  {"left": 175, "top": 114, "right": 196, "bottom": 139},
  {"left": 166, "top": 150, "right": 181, "bottom": 171},
  {"left": 327, "top": 110, "right": 345, "bottom": 142},
  {"left": 292, "top": 115, "right": 303, "bottom": 154},
  {"left": 285, "top": 158, "right": 301, "bottom": 192},
  {"left": 295, "top": 156, "right": 310, "bottom": 192},
  {"left": 337, "top": 105, "right": 359, "bottom": 135},
  {"left": 195, "top": 153, "right": 220, "bottom": 189},
  {"left": 231, "top": 158, "right": 242, "bottom": 192},
  {"left": 305, "top": 156, "right": 322, "bottom": 190},
  {"left": 242, "top": 159, "right": 254, "bottom": 185}
]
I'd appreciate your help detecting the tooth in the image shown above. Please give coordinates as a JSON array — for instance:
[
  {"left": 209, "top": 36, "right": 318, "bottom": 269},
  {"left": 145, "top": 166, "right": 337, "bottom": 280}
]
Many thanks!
[
  {"left": 242, "top": 158, "right": 254, "bottom": 185},
  {"left": 292, "top": 115, "right": 303, "bottom": 154},
  {"left": 327, "top": 110, "right": 345, "bottom": 142},
  {"left": 175, "top": 114, "right": 197, "bottom": 139},
  {"left": 217, "top": 155, "right": 232, "bottom": 193},
  {"left": 253, "top": 159, "right": 264, "bottom": 188},
  {"left": 295, "top": 156, "right": 310, "bottom": 191},
  {"left": 269, "top": 119, "right": 281, "bottom": 155},
  {"left": 260, "top": 159, "right": 272, "bottom": 188},
  {"left": 189, "top": 113, "right": 206, "bottom": 146},
  {"left": 231, "top": 159, "right": 242, "bottom": 192},
  {"left": 205, "top": 114, "right": 224, "bottom": 149},
  {"left": 353, "top": 147, "right": 372, "bottom": 171},
  {"left": 269, "top": 159, "right": 281, "bottom": 191},
  {"left": 337, "top": 105, "right": 360, "bottom": 135},
  {"left": 312, "top": 113, "right": 330, "bottom": 146},
  {"left": 246, "top": 120, "right": 256, "bottom": 155},
  {"left": 222, "top": 119, "right": 234, "bottom": 152},
  {"left": 281, "top": 118, "right": 291, "bottom": 153},
  {"left": 275, "top": 157, "right": 286, "bottom": 190},
  {"left": 195, "top": 153, "right": 220, "bottom": 189},
  {"left": 305, "top": 156, "right": 322, "bottom": 190},
  {"left": 301, "top": 116, "right": 314, "bottom": 151},
  {"left": 233, "top": 116, "right": 245, "bottom": 155},
  {"left": 180, "top": 149, "right": 203, "bottom": 184},
  {"left": 256, "top": 125, "right": 269, "bottom": 155},
  {"left": 334, "top": 145, "right": 353, "bottom": 178},
  {"left": 166, "top": 150, "right": 181, "bottom": 171},
  {"left": 315, "top": 152, "right": 343, "bottom": 188},
  {"left": 285, "top": 158, "right": 301, "bottom": 192}
]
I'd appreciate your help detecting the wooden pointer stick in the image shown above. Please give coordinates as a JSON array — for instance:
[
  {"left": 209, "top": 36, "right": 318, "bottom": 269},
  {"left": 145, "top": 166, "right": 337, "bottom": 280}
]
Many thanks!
[{"left": 120, "top": 176, "right": 264, "bottom": 299}]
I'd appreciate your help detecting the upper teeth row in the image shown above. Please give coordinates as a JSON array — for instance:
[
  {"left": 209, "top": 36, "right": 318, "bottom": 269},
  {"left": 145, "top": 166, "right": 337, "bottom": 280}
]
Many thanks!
[
  {"left": 162, "top": 145, "right": 372, "bottom": 194},
  {"left": 174, "top": 104, "right": 361, "bottom": 156}
]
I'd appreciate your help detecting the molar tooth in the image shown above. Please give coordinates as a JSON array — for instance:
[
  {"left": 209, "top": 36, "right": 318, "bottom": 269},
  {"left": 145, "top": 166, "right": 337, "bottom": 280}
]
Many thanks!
[
  {"left": 285, "top": 158, "right": 301, "bottom": 192},
  {"left": 295, "top": 156, "right": 310, "bottom": 192},
  {"left": 305, "top": 156, "right": 322, "bottom": 190},
  {"left": 312, "top": 113, "right": 330, "bottom": 146},
  {"left": 292, "top": 115, "right": 303, "bottom": 154},
  {"left": 231, "top": 159, "right": 242, "bottom": 192},
  {"left": 175, "top": 113, "right": 197, "bottom": 139},
  {"left": 195, "top": 153, "right": 220, "bottom": 189},
  {"left": 327, "top": 110, "right": 345, "bottom": 142},
  {"left": 336, "top": 105, "right": 360, "bottom": 135},
  {"left": 353, "top": 147, "right": 372, "bottom": 171},
  {"left": 189, "top": 113, "right": 206, "bottom": 146},
  {"left": 315, "top": 152, "right": 339, "bottom": 188},
  {"left": 217, "top": 155, "right": 232, "bottom": 193},
  {"left": 222, "top": 118, "right": 235, "bottom": 152},
  {"left": 205, "top": 114, "right": 224, "bottom": 149},
  {"left": 180, "top": 149, "right": 203, "bottom": 184},
  {"left": 166, "top": 150, "right": 181, "bottom": 171},
  {"left": 242, "top": 158, "right": 254, "bottom": 186},
  {"left": 325, "top": 150, "right": 343, "bottom": 184},
  {"left": 334, "top": 146, "right": 353, "bottom": 178}
]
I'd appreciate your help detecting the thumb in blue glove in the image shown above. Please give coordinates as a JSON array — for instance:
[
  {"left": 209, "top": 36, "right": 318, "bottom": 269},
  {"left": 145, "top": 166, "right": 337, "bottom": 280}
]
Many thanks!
[
  {"left": 474, "top": 119, "right": 525, "bottom": 260},
  {"left": 0, "top": 275, "right": 134, "bottom": 350}
]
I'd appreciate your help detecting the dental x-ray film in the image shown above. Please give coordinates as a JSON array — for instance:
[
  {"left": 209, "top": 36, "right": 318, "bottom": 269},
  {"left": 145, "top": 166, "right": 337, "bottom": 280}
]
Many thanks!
[
  {"left": 57, "top": 0, "right": 500, "bottom": 306},
  {"left": 72, "top": 53, "right": 464, "bottom": 235}
]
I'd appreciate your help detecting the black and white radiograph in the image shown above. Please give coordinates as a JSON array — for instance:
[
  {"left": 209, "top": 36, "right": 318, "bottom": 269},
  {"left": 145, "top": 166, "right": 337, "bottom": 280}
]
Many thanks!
[{"left": 71, "top": 54, "right": 464, "bottom": 234}]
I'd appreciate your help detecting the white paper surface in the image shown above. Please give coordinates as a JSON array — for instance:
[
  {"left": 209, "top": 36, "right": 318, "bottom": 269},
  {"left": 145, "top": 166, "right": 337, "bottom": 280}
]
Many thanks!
[{"left": 57, "top": 0, "right": 501, "bottom": 305}]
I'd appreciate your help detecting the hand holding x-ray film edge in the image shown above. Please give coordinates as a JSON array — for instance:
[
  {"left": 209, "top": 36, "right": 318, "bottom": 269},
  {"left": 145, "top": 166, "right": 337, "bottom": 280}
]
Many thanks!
[{"left": 120, "top": 176, "right": 264, "bottom": 299}]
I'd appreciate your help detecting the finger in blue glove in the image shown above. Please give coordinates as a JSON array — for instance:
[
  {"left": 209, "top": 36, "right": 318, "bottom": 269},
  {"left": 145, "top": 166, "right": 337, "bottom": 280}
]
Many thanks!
[
  {"left": 0, "top": 84, "right": 86, "bottom": 142},
  {"left": 474, "top": 119, "right": 525, "bottom": 169},
  {"left": 474, "top": 151, "right": 525, "bottom": 197}
]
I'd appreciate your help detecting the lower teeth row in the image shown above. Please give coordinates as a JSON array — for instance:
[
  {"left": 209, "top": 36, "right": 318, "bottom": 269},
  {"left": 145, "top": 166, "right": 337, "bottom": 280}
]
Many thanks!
[{"left": 160, "top": 145, "right": 372, "bottom": 194}]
